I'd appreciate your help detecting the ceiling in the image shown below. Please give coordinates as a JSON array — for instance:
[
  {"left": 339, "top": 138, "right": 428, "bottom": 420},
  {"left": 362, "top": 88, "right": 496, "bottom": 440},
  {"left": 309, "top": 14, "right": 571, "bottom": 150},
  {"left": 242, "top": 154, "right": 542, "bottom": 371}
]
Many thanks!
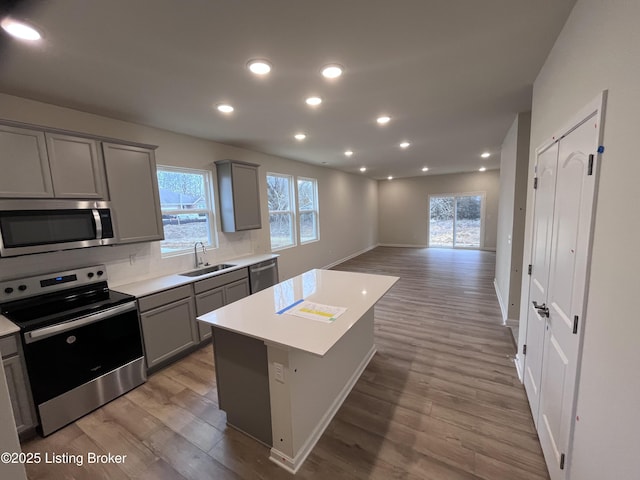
[{"left": 0, "top": 0, "right": 576, "bottom": 179}]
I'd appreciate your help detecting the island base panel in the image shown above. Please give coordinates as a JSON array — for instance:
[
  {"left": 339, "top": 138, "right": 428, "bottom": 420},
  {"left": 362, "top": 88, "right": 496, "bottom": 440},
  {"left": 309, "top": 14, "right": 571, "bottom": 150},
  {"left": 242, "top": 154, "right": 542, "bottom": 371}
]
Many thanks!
[
  {"left": 212, "top": 327, "right": 272, "bottom": 446},
  {"left": 268, "top": 307, "right": 376, "bottom": 473}
]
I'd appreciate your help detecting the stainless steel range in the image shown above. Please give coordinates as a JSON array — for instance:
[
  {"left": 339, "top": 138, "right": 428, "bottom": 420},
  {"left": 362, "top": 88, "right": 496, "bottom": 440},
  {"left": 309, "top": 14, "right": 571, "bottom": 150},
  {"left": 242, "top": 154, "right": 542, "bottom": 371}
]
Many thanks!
[{"left": 0, "top": 265, "right": 146, "bottom": 436}]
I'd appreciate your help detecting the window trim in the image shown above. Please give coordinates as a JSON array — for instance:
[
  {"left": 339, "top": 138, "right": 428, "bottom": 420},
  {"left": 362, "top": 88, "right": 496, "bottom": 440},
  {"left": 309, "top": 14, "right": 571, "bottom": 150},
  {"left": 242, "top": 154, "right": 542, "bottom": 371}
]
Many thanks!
[
  {"left": 157, "top": 165, "right": 217, "bottom": 257},
  {"left": 296, "top": 176, "right": 320, "bottom": 244},
  {"left": 267, "top": 172, "right": 297, "bottom": 251}
]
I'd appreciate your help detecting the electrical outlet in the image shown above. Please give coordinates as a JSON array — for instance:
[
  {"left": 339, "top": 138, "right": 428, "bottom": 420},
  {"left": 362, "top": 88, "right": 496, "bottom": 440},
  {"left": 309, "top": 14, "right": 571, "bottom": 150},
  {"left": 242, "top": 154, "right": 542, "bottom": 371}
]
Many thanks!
[{"left": 274, "top": 362, "right": 285, "bottom": 383}]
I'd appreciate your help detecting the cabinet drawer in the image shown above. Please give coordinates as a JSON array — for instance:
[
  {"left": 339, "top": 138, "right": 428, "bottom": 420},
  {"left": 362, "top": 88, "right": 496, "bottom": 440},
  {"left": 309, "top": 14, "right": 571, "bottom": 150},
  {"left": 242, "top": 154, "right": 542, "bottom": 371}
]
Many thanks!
[
  {"left": 194, "top": 268, "right": 248, "bottom": 294},
  {"left": 0, "top": 334, "right": 18, "bottom": 358},
  {"left": 138, "top": 285, "right": 192, "bottom": 312}
]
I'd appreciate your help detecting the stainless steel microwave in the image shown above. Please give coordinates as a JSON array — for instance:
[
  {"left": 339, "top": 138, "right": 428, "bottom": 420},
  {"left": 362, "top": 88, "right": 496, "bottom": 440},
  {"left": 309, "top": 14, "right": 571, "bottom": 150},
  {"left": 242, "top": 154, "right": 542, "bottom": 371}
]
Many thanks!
[{"left": 0, "top": 200, "right": 117, "bottom": 257}]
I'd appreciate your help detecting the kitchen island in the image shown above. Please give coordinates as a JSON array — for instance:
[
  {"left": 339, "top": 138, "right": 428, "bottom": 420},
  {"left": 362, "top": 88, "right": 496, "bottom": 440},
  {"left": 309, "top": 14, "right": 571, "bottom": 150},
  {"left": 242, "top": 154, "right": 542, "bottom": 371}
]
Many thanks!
[{"left": 197, "top": 268, "right": 398, "bottom": 473}]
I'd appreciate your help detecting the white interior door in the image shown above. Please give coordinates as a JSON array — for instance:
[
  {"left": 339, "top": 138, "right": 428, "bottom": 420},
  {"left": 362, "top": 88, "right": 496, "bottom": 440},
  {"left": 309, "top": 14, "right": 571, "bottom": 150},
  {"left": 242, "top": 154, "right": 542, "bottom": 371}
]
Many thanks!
[
  {"left": 537, "top": 116, "right": 599, "bottom": 480},
  {"left": 523, "top": 142, "right": 558, "bottom": 425}
]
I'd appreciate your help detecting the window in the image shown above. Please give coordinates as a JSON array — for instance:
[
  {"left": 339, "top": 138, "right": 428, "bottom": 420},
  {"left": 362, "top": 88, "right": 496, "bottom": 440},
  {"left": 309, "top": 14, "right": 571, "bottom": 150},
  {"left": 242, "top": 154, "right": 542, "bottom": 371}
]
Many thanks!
[
  {"left": 297, "top": 177, "right": 319, "bottom": 243},
  {"left": 157, "top": 166, "right": 216, "bottom": 256},
  {"left": 267, "top": 173, "right": 296, "bottom": 250},
  {"left": 428, "top": 193, "right": 484, "bottom": 248}
]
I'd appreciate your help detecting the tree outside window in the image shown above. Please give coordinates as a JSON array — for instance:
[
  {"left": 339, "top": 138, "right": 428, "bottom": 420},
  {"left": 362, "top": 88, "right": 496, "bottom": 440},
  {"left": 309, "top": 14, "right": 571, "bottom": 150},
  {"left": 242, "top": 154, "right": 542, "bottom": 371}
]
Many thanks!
[
  {"left": 157, "top": 166, "right": 216, "bottom": 255},
  {"left": 267, "top": 173, "right": 296, "bottom": 250},
  {"left": 297, "top": 177, "right": 319, "bottom": 243}
]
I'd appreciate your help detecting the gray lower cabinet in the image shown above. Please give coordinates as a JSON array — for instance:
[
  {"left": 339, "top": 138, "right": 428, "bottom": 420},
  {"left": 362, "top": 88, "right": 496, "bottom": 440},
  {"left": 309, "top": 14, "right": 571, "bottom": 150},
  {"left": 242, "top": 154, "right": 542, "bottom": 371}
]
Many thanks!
[
  {"left": 195, "top": 287, "right": 224, "bottom": 341},
  {"left": 138, "top": 286, "right": 198, "bottom": 371},
  {"left": 102, "top": 142, "right": 164, "bottom": 244},
  {"left": 0, "top": 334, "right": 36, "bottom": 436},
  {"left": 225, "top": 278, "right": 250, "bottom": 304},
  {"left": 194, "top": 268, "right": 250, "bottom": 343}
]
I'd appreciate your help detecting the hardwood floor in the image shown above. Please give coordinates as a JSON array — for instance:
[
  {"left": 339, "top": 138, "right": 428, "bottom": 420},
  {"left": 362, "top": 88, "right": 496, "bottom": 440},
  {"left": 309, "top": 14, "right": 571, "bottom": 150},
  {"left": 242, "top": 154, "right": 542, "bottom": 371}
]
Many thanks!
[{"left": 22, "top": 247, "right": 547, "bottom": 479}]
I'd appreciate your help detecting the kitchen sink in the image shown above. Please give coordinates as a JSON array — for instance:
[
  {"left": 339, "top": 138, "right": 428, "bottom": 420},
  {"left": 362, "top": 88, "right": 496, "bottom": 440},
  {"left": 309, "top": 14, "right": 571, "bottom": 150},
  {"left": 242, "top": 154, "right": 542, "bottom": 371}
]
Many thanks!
[{"left": 179, "top": 264, "right": 236, "bottom": 277}]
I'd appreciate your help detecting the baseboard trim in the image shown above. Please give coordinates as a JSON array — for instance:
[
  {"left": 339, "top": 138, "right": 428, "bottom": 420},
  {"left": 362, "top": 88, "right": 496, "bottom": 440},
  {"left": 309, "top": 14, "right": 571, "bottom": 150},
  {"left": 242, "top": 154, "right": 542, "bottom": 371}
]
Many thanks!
[
  {"left": 322, "top": 244, "right": 378, "bottom": 270},
  {"left": 376, "top": 244, "right": 496, "bottom": 251},
  {"left": 494, "top": 278, "right": 508, "bottom": 323},
  {"left": 377, "top": 243, "right": 425, "bottom": 248},
  {"left": 269, "top": 346, "right": 377, "bottom": 473},
  {"left": 514, "top": 354, "right": 524, "bottom": 383}
]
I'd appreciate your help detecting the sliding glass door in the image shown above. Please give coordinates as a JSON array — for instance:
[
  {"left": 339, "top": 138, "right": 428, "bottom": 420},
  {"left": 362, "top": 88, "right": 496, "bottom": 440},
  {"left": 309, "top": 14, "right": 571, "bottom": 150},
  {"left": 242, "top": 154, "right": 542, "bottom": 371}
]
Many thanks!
[{"left": 429, "top": 194, "right": 483, "bottom": 248}]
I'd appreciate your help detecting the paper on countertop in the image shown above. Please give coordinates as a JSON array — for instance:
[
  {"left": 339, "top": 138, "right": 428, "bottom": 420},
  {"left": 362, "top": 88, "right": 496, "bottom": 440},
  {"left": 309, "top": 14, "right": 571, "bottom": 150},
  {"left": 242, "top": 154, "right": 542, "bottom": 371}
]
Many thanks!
[{"left": 285, "top": 301, "right": 346, "bottom": 323}]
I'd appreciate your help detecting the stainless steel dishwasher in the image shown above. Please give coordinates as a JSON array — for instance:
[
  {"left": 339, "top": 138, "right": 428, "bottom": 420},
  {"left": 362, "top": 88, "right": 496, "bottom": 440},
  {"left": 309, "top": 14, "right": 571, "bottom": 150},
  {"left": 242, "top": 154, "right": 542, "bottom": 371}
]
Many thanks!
[{"left": 249, "top": 259, "right": 279, "bottom": 293}]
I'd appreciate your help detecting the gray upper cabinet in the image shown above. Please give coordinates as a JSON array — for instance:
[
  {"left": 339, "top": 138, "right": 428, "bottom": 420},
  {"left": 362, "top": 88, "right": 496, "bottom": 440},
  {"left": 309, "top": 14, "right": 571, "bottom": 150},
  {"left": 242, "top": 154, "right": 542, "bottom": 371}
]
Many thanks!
[
  {"left": 0, "top": 124, "right": 53, "bottom": 198},
  {"left": 215, "top": 160, "right": 262, "bottom": 232},
  {"left": 45, "top": 133, "right": 107, "bottom": 199},
  {"left": 0, "top": 124, "right": 108, "bottom": 199},
  {"left": 102, "top": 142, "right": 164, "bottom": 244}
]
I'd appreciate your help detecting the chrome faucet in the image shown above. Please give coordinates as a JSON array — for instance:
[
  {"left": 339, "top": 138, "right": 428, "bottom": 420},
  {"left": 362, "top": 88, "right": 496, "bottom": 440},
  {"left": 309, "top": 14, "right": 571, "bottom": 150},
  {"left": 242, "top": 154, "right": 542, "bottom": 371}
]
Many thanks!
[{"left": 194, "top": 241, "right": 207, "bottom": 268}]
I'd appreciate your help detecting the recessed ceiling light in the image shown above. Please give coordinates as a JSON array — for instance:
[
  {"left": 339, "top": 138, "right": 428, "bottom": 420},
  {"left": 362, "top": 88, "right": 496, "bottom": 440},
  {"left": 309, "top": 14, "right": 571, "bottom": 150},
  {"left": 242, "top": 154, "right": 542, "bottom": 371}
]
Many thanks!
[
  {"left": 481, "top": 152, "right": 490, "bottom": 158},
  {"left": 305, "top": 96, "right": 322, "bottom": 106},
  {"left": 345, "top": 150, "right": 353, "bottom": 157},
  {"left": 387, "top": 176, "right": 393, "bottom": 180},
  {"left": 479, "top": 167, "right": 487, "bottom": 172},
  {"left": 321, "top": 64, "right": 343, "bottom": 79},
  {"left": 422, "top": 167, "right": 429, "bottom": 172},
  {"left": 247, "top": 59, "right": 272, "bottom": 75},
  {"left": 377, "top": 116, "right": 391, "bottom": 125},
  {"left": 216, "top": 104, "right": 234, "bottom": 113},
  {"left": 294, "top": 133, "right": 307, "bottom": 141},
  {"left": 400, "top": 141, "right": 411, "bottom": 149},
  {"left": 1, "top": 18, "right": 41, "bottom": 41},
  {"left": 359, "top": 167, "right": 366, "bottom": 172}
]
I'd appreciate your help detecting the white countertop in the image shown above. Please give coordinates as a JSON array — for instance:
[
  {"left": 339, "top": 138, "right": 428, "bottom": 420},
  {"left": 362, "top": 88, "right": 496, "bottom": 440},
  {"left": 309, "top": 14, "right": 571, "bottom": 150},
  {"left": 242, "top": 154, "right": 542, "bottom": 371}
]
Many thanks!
[
  {"left": 114, "top": 253, "right": 278, "bottom": 298},
  {"left": 0, "top": 315, "right": 19, "bottom": 337},
  {"left": 197, "top": 269, "right": 399, "bottom": 356}
]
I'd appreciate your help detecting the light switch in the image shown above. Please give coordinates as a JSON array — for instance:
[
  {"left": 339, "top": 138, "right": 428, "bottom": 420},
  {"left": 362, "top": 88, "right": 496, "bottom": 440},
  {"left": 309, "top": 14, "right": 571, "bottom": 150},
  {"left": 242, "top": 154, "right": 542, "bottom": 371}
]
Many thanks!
[{"left": 274, "top": 362, "right": 285, "bottom": 383}]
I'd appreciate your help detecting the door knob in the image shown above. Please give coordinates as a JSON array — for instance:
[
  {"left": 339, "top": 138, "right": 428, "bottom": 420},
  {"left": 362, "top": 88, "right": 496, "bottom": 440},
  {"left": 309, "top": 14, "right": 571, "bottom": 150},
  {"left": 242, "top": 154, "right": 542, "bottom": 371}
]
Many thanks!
[{"left": 532, "top": 300, "right": 550, "bottom": 318}]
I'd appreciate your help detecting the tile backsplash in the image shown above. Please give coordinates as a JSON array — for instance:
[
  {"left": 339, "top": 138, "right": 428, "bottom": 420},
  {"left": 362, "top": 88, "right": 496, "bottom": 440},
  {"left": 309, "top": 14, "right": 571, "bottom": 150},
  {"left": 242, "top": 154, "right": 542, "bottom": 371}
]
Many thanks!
[{"left": 0, "top": 230, "right": 263, "bottom": 287}]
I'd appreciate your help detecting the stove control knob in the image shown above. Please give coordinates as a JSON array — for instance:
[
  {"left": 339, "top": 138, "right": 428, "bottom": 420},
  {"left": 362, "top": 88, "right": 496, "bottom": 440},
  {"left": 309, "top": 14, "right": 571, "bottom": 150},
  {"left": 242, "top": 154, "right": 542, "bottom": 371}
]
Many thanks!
[
  {"left": 18, "top": 285, "right": 27, "bottom": 291},
  {"left": 97, "top": 270, "right": 104, "bottom": 277},
  {"left": 87, "top": 272, "right": 95, "bottom": 278},
  {"left": 4, "top": 287, "right": 13, "bottom": 294}
]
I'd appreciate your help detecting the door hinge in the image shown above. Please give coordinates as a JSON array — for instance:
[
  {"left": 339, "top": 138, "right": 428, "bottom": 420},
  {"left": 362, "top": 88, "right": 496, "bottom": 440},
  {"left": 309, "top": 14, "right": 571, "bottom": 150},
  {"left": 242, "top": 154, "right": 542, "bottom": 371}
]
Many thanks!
[
  {"left": 528, "top": 264, "right": 532, "bottom": 275},
  {"left": 523, "top": 344, "right": 527, "bottom": 355},
  {"left": 560, "top": 453, "right": 566, "bottom": 470},
  {"left": 588, "top": 154, "right": 594, "bottom": 176},
  {"left": 533, "top": 177, "right": 538, "bottom": 189},
  {"left": 573, "top": 315, "right": 579, "bottom": 334}
]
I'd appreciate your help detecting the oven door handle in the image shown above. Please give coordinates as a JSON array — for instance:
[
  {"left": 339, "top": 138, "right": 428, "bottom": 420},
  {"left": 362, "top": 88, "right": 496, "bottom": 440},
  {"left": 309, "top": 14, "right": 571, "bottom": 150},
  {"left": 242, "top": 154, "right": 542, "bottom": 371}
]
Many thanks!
[{"left": 23, "top": 301, "right": 138, "bottom": 344}]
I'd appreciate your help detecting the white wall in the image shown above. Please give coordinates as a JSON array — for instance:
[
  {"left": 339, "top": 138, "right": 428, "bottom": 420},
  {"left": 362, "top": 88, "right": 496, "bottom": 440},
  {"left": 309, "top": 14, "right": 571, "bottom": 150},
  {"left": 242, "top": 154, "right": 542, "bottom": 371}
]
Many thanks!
[
  {"left": 377, "top": 170, "right": 500, "bottom": 249},
  {"left": 495, "top": 112, "right": 530, "bottom": 321},
  {"left": 520, "top": 0, "right": 640, "bottom": 477},
  {"left": 0, "top": 93, "right": 378, "bottom": 284}
]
